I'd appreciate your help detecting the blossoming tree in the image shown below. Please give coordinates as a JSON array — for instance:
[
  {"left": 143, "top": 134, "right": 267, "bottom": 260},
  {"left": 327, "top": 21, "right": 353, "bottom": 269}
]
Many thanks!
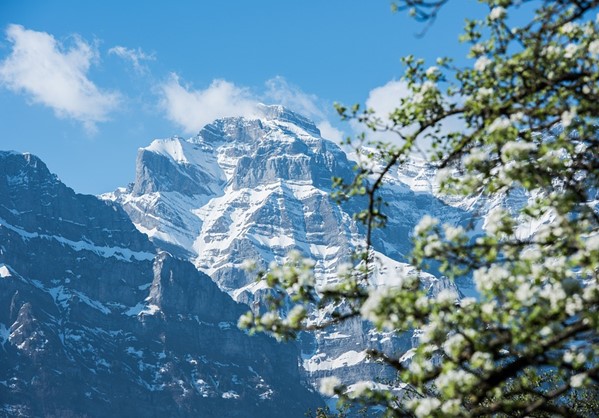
[{"left": 239, "top": 0, "right": 599, "bottom": 416}]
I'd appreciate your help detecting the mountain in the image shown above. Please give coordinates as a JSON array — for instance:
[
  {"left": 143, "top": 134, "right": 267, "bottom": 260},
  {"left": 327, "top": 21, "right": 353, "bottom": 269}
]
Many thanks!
[
  {"left": 105, "top": 105, "right": 470, "bottom": 391},
  {"left": 0, "top": 151, "right": 322, "bottom": 417}
]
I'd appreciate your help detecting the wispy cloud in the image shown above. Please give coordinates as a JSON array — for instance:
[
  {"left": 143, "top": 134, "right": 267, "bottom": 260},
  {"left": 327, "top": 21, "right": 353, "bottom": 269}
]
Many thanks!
[
  {"left": 109, "top": 45, "right": 155, "bottom": 74},
  {"left": 263, "top": 76, "right": 345, "bottom": 141},
  {"left": 351, "top": 79, "right": 465, "bottom": 154},
  {"left": 316, "top": 120, "right": 344, "bottom": 142},
  {"left": 263, "top": 76, "right": 325, "bottom": 120},
  {"left": 0, "top": 24, "right": 120, "bottom": 132}
]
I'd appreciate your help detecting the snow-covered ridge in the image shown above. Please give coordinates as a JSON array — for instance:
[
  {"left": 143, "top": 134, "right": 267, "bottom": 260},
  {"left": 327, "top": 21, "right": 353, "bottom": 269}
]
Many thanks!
[{"left": 0, "top": 216, "right": 155, "bottom": 262}]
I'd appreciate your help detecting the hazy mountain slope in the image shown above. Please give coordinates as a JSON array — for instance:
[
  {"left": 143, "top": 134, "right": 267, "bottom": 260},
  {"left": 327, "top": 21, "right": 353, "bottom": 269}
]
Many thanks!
[{"left": 0, "top": 151, "right": 321, "bottom": 417}]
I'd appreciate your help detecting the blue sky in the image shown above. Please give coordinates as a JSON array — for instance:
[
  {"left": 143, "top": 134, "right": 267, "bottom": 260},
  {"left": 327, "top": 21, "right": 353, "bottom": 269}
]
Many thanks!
[{"left": 0, "top": 0, "right": 487, "bottom": 195}]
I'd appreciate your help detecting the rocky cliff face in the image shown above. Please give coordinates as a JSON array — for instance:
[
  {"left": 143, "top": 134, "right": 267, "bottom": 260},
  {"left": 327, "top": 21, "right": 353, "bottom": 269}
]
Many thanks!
[
  {"left": 0, "top": 151, "right": 321, "bottom": 417},
  {"left": 106, "top": 105, "right": 470, "bottom": 391}
]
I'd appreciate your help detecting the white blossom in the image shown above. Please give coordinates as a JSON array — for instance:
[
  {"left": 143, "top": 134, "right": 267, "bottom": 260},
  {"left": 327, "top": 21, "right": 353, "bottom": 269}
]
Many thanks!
[
  {"left": 521, "top": 247, "right": 541, "bottom": 261},
  {"left": 297, "top": 268, "right": 315, "bottom": 287},
  {"left": 436, "top": 369, "right": 476, "bottom": 389},
  {"left": 444, "top": 224, "right": 465, "bottom": 241},
  {"left": 501, "top": 141, "right": 535, "bottom": 162},
  {"left": 336, "top": 262, "right": 353, "bottom": 276},
  {"left": 319, "top": 376, "right": 341, "bottom": 396},
  {"left": 583, "top": 281, "right": 598, "bottom": 301},
  {"left": 475, "top": 264, "right": 510, "bottom": 292},
  {"left": 237, "top": 312, "right": 253, "bottom": 329},
  {"left": 415, "top": 215, "right": 439, "bottom": 235},
  {"left": 561, "top": 22, "right": 577, "bottom": 34},
  {"left": 425, "top": 66, "right": 439, "bottom": 76},
  {"left": 589, "top": 40, "right": 599, "bottom": 56},
  {"left": 564, "top": 43, "right": 578, "bottom": 59},
  {"left": 347, "top": 381, "right": 372, "bottom": 399},
  {"left": 563, "top": 351, "right": 574, "bottom": 364},
  {"left": 477, "top": 87, "right": 494, "bottom": 98},
  {"left": 471, "top": 43, "right": 485, "bottom": 55},
  {"left": 437, "top": 288, "right": 458, "bottom": 305},
  {"left": 510, "top": 111, "right": 525, "bottom": 122},
  {"left": 489, "top": 6, "right": 506, "bottom": 21},
  {"left": 284, "top": 305, "right": 306, "bottom": 326},
  {"left": 435, "top": 167, "right": 453, "bottom": 185},
  {"left": 539, "top": 283, "right": 567, "bottom": 311},
  {"left": 260, "top": 312, "right": 279, "bottom": 327},
  {"left": 561, "top": 108, "right": 576, "bottom": 127},
  {"left": 542, "top": 45, "right": 560, "bottom": 57},
  {"left": 471, "top": 351, "right": 494, "bottom": 371},
  {"left": 301, "top": 258, "right": 316, "bottom": 268},
  {"left": 540, "top": 326, "right": 552, "bottom": 337},
  {"left": 481, "top": 302, "right": 495, "bottom": 315},
  {"left": 570, "top": 373, "right": 587, "bottom": 388},
  {"left": 441, "top": 399, "right": 462, "bottom": 414},
  {"left": 360, "top": 287, "right": 391, "bottom": 324},
  {"left": 423, "top": 235, "right": 443, "bottom": 257},
  {"left": 421, "top": 80, "right": 437, "bottom": 92},
  {"left": 415, "top": 295, "right": 429, "bottom": 310},
  {"left": 460, "top": 297, "right": 476, "bottom": 308},
  {"left": 484, "top": 207, "right": 509, "bottom": 235},
  {"left": 287, "top": 249, "right": 302, "bottom": 262},
  {"left": 474, "top": 56, "right": 492, "bottom": 71},
  {"left": 586, "top": 233, "right": 599, "bottom": 250},
  {"left": 419, "top": 322, "right": 440, "bottom": 344},
  {"left": 412, "top": 397, "right": 441, "bottom": 418},
  {"left": 487, "top": 117, "right": 511, "bottom": 133},
  {"left": 464, "top": 148, "right": 488, "bottom": 166},
  {"left": 240, "top": 258, "right": 257, "bottom": 271},
  {"left": 565, "top": 294, "right": 583, "bottom": 316},
  {"left": 515, "top": 282, "right": 535, "bottom": 305},
  {"left": 443, "top": 333, "right": 466, "bottom": 357}
]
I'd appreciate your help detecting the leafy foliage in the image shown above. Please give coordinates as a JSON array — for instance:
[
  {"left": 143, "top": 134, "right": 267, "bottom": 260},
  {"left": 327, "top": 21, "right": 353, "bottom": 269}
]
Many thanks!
[{"left": 240, "top": 1, "right": 599, "bottom": 416}]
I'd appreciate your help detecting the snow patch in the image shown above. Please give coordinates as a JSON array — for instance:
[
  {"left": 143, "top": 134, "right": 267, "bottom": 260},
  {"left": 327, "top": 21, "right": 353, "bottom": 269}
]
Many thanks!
[
  {"left": 0, "top": 323, "right": 9, "bottom": 346},
  {"left": 221, "top": 390, "right": 240, "bottom": 399},
  {"left": 303, "top": 350, "right": 369, "bottom": 372},
  {"left": 0, "top": 216, "right": 155, "bottom": 262},
  {"left": 0, "top": 264, "right": 12, "bottom": 278},
  {"left": 124, "top": 303, "right": 161, "bottom": 316}
]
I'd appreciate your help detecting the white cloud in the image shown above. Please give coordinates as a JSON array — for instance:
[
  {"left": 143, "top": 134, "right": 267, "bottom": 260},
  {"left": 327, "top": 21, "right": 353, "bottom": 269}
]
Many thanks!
[
  {"left": 160, "top": 74, "right": 347, "bottom": 141},
  {"left": 109, "top": 45, "right": 155, "bottom": 73},
  {"left": 364, "top": 80, "right": 411, "bottom": 119},
  {"left": 317, "top": 120, "right": 344, "bottom": 142},
  {"left": 160, "top": 75, "right": 259, "bottom": 134},
  {"left": 349, "top": 80, "right": 411, "bottom": 144},
  {"left": 0, "top": 24, "right": 120, "bottom": 132}
]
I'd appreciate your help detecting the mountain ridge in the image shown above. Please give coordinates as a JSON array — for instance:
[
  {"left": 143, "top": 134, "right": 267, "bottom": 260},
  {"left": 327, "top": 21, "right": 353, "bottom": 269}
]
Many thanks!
[{"left": 0, "top": 150, "right": 322, "bottom": 417}]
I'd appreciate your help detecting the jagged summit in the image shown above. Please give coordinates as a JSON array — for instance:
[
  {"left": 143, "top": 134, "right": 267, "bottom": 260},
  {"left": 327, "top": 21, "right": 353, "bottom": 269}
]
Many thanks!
[
  {"left": 106, "top": 107, "right": 356, "bottom": 267},
  {"left": 105, "top": 106, "right": 471, "bottom": 394}
]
